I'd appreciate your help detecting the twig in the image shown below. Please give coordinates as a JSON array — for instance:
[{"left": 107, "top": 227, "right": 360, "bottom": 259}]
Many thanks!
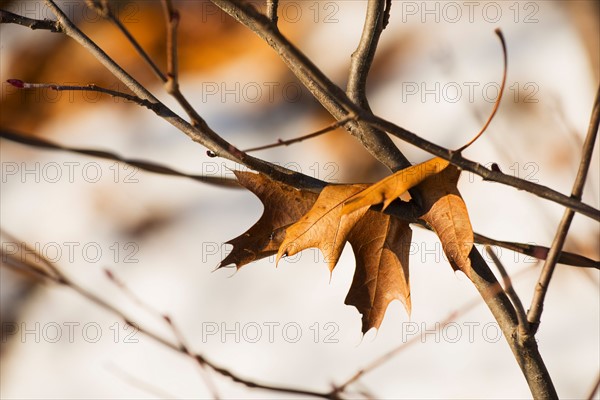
[
  {"left": 346, "top": 0, "right": 411, "bottom": 175},
  {"left": 85, "top": 0, "right": 167, "bottom": 82},
  {"left": 347, "top": 0, "right": 386, "bottom": 111},
  {"left": 474, "top": 232, "right": 599, "bottom": 269},
  {"left": 243, "top": 114, "right": 357, "bottom": 152},
  {"left": 6, "top": 79, "right": 157, "bottom": 110},
  {"left": 0, "top": 235, "right": 335, "bottom": 400},
  {"left": 0, "top": 9, "right": 61, "bottom": 32},
  {"left": 0, "top": 129, "right": 240, "bottom": 188},
  {"left": 457, "top": 28, "right": 507, "bottom": 152},
  {"left": 160, "top": 0, "right": 205, "bottom": 127},
  {"left": 485, "top": 246, "right": 529, "bottom": 336},
  {"left": 527, "top": 84, "right": 600, "bottom": 333},
  {"left": 266, "top": 0, "right": 279, "bottom": 25}
]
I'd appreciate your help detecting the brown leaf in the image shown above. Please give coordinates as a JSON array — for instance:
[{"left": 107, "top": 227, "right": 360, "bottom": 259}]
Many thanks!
[
  {"left": 416, "top": 165, "right": 474, "bottom": 277},
  {"left": 343, "top": 157, "right": 449, "bottom": 214},
  {"left": 219, "top": 171, "right": 318, "bottom": 268},
  {"left": 277, "top": 185, "right": 370, "bottom": 272},
  {"left": 346, "top": 212, "right": 412, "bottom": 332}
]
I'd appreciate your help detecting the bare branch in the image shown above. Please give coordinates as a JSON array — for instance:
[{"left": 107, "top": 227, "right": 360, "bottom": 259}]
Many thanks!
[
  {"left": 244, "top": 114, "right": 357, "bottom": 153},
  {"left": 160, "top": 0, "right": 205, "bottom": 127},
  {"left": 346, "top": 0, "right": 411, "bottom": 176},
  {"left": 485, "top": 246, "right": 529, "bottom": 335},
  {"left": 6, "top": 79, "right": 157, "bottom": 110},
  {"left": 527, "top": 84, "right": 600, "bottom": 333},
  {"left": 457, "top": 28, "right": 507, "bottom": 152},
  {"left": 0, "top": 9, "right": 61, "bottom": 32},
  {"left": 85, "top": 0, "right": 167, "bottom": 82},
  {"left": 0, "top": 129, "right": 240, "bottom": 188},
  {"left": 474, "top": 232, "right": 599, "bottom": 269},
  {"left": 265, "top": 0, "right": 279, "bottom": 25}
]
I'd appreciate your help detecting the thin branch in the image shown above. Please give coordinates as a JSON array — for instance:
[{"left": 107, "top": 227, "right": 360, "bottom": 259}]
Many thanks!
[
  {"left": 210, "top": 0, "right": 600, "bottom": 221},
  {"left": 160, "top": 0, "right": 205, "bottom": 126},
  {"left": 243, "top": 114, "right": 357, "bottom": 152},
  {"left": 527, "top": 84, "right": 600, "bottom": 333},
  {"left": 485, "top": 246, "right": 529, "bottom": 336},
  {"left": 0, "top": 9, "right": 61, "bottom": 32},
  {"left": 347, "top": 0, "right": 386, "bottom": 111},
  {"left": 333, "top": 312, "right": 463, "bottom": 395},
  {"left": 457, "top": 28, "right": 507, "bottom": 152},
  {"left": 474, "top": 232, "right": 599, "bottom": 269},
  {"left": 346, "top": 0, "right": 411, "bottom": 176},
  {"left": 265, "top": 0, "right": 279, "bottom": 25},
  {"left": 85, "top": 0, "right": 167, "bottom": 82},
  {"left": 0, "top": 129, "right": 240, "bottom": 188},
  {"left": 0, "top": 235, "right": 336, "bottom": 400},
  {"left": 6, "top": 79, "right": 157, "bottom": 110},
  {"left": 85, "top": 0, "right": 206, "bottom": 127}
]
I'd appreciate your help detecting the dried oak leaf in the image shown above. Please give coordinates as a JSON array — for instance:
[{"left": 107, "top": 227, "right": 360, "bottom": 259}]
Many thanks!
[
  {"left": 415, "top": 164, "right": 474, "bottom": 278},
  {"left": 218, "top": 171, "right": 318, "bottom": 269},
  {"left": 278, "top": 184, "right": 412, "bottom": 332},
  {"left": 277, "top": 184, "right": 371, "bottom": 272},
  {"left": 346, "top": 212, "right": 412, "bottom": 332}
]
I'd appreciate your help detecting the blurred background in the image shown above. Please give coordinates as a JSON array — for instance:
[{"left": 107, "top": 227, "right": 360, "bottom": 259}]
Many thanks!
[{"left": 1, "top": 0, "right": 599, "bottom": 398}]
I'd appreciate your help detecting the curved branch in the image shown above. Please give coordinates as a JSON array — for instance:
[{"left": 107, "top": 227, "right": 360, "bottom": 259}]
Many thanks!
[
  {"left": 346, "top": 0, "right": 412, "bottom": 177},
  {"left": 527, "top": 84, "right": 600, "bottom": 332},
  {"left": 0, "top": 129, "right": 240, "bottom": 188}
]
